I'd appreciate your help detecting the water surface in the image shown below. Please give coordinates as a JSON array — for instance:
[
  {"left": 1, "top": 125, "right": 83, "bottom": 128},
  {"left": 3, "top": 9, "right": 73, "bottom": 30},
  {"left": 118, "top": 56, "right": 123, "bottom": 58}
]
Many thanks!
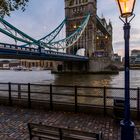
[{"left": 0, "top": 70, "right": 139, "bottom": 88}]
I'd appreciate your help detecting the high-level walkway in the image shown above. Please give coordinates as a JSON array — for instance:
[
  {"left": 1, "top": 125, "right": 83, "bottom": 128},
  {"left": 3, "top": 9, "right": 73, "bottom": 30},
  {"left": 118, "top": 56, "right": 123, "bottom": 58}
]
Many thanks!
[{"left": 0, "top": 106, "right": 140, "bottom": 140}]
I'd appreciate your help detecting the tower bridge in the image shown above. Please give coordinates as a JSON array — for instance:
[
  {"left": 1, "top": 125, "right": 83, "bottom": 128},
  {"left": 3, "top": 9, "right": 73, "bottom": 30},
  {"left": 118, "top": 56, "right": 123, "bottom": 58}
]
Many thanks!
[
  {"left": 0, "top": 0, "right": 114, "bottom": 72},
  {"left": 64, "top": 0, "right": 113, "bottom": 72}
]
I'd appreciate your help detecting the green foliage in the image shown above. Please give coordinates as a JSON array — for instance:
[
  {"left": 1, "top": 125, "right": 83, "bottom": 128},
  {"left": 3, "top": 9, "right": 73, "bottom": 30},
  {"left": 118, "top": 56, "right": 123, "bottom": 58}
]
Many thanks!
[{"left": 0, "top": 0, "right": 29, "bottom": 17}]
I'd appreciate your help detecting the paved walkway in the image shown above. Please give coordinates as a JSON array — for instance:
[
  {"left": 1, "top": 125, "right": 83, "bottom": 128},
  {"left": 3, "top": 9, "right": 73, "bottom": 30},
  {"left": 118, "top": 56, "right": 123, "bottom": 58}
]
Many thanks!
[{"left": 0, "top": 106, "right": 139, "bottom": 140}]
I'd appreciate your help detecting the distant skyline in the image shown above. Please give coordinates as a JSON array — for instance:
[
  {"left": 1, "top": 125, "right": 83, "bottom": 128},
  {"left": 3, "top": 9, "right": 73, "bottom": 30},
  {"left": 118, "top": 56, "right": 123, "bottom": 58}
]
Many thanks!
[{"left": 1, "top": 0, "right": 140, "bottom": 57}]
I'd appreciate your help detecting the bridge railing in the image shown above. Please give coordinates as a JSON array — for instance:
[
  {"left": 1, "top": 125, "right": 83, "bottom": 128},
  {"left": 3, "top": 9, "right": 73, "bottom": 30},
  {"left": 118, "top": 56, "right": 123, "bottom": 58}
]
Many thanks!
[
  {"left": 0, "top": 82, "right": 139, "bottom": 119},
  {"left": 0, "top": 42, "right": 88, "bottom": 59},
  {"left": 0, "top": 42, "right": 38, "bottom": 52}
]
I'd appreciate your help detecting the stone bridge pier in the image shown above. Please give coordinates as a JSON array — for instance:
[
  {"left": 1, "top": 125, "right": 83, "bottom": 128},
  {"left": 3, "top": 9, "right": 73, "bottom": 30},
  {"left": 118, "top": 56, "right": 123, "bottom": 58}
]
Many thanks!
[
  {"left": 52, "top": 61, "right": 88, "bottom": 73},
  {"left": 52, "top": 58, "right": 117, "bottom": 73}
]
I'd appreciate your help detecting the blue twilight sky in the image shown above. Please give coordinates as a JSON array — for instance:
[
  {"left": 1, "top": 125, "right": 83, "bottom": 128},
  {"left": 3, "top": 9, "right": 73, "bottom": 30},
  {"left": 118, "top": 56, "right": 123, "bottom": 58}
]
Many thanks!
[{"left": 1, "top": 0, "right": 140, "bottom": 57}]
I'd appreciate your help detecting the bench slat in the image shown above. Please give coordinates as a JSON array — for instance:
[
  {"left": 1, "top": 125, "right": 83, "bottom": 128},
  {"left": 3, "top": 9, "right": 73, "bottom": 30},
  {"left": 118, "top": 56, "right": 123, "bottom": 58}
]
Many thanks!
[
  {"left": 63, "top": 134, "right": 97, "bottom": 140},
  {"left": 28, "top": 123, "right": 102, "bottom": 140},
  {"left": 31, "top": 132, "right": 60, "bottom": 140},
  {"left": 32, "top": 128, "right": 60, "bottom": 135}
]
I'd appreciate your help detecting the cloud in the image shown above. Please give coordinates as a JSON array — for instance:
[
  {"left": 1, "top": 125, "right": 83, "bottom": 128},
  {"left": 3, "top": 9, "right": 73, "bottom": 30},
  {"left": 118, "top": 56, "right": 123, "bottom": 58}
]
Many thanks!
[
  {"left": 114, "top": 41, "right": 123, "bottom": 46},
  {"left": 114, "top": 39, "right": 140, "bottom": 48}
]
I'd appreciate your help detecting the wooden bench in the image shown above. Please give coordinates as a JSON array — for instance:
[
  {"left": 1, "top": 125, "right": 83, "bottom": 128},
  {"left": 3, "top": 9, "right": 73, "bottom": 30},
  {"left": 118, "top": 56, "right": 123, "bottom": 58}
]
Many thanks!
[{"left": 28, "top": 123, "right": 103, "bottom": 140}]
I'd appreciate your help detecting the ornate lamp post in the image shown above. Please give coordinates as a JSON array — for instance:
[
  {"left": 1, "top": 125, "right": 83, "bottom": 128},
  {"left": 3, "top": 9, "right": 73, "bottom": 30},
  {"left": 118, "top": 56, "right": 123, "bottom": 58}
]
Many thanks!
[{"left": 116, "top": 0, "right": 136, "bottom": 140}]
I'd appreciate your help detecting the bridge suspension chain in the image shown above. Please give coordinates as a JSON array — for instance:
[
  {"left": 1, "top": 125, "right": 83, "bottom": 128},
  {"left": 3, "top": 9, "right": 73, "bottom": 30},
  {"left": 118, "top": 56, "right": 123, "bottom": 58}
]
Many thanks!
[
  {"left": 43, "top": 14, "right": 90, "bottom": 50},
  {"left": 0, "top": 17, "right": 38, "bottom": 44},
  {"left": 0, "top": 16, "right": 66, "bottom": 48},
  {"left": 21, "top": 19, "right": 66, "bottom": 48},
  {"left": 39, "top": 19, "right": 66, "bottom": 44}
]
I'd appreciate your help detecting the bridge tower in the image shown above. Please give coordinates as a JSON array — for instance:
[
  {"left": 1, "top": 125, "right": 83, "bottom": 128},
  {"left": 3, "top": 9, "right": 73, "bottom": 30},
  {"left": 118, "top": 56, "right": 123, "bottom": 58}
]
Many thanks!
[
  {"left": 56, "top": 0, "right": 114, "bottom": 73},
  {"left": 65, "top": 0, "right": 97, "bottom": 57}
]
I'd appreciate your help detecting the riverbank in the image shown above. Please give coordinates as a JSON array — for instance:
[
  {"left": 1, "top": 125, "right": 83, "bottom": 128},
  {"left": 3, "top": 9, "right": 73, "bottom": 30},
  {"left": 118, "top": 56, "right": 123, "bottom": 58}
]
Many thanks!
[
  {"left": 51, "top": 70, "right": 119, "bottom": 75},
  {"left": 130, "top": 67, "right": 140, "bottom": 70}
]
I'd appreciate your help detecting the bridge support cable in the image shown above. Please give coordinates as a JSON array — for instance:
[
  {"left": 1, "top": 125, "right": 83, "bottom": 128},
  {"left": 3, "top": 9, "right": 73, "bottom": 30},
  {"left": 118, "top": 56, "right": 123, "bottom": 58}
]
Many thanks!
[
  {"left": 0, "top": 17, "right": 38, "bottom": 44},
  {"left": 84, "top": 29, "right": 87, "bottom": 56},
  {"left": 21, "top": 19, "right": 67, "bottom": 48},
  {"left": 0, "top": 27, "right": 34, "bottom": 44},
  {"left": 39, "top": 19, "right": 66, "bottom": 43},
  {"left": 0, "top": 17, "right": 66, "bottom": 49},
  {"left": 44, "top": 14, "right": 90, "bottom": 50}
]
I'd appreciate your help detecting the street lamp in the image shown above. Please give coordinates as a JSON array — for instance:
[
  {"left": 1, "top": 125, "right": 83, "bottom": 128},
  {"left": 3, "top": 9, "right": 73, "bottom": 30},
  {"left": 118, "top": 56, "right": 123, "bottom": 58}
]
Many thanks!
[
  {"left": 117, "top": 0, "right": 136, "bottom": 18},
  {"left": 116, "top": 0, "right": 136, "bottom": 140}
]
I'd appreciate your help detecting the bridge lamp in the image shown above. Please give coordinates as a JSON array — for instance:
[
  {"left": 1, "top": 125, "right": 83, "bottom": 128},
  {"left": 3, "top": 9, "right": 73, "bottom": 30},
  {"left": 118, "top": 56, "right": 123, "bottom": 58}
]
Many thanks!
[
  {"left": 116, "top": 0, "right": 136, "bottom": 140},
  {"left": 73, "top": 24, "right": 77, "bottom": 29}
]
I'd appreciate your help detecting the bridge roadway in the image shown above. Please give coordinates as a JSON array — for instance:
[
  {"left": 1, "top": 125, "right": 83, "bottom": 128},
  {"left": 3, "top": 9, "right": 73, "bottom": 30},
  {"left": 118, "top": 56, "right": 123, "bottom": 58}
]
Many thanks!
[{"left": 0, "top": 43, "right": 89, "bottom": 62}]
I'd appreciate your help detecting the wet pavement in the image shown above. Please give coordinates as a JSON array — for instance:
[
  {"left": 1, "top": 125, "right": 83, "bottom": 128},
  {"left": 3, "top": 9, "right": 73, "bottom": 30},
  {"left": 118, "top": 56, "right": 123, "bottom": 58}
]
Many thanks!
[{"left": 0, "top": 106, "right": 139, "bottom": 140}]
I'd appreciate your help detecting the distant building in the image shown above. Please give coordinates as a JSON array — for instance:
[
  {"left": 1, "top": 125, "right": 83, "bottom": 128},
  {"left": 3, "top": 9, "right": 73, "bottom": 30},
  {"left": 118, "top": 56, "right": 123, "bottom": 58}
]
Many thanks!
[
  {"left": 131, "top": 50, "right": 140, "bottom": 57},
  {"left": 0, "top": 60, "right": 20, "bottom": 68},
  {"left": 20, "top": 60, "right": 54, "bottom": 69},
  {"left": 130, "top": 50, "right": 140, "bottom": 64},
  {"left": 134, "top": 55, "right": 140, "bottom": 64},
  {"left": 112, "top": 53, "right": 121, "bottom": 63}
]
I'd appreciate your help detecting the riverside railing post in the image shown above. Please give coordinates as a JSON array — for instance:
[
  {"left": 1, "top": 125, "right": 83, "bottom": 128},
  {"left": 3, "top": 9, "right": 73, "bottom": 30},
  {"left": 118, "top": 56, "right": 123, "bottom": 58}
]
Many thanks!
[
  {"left": 120, "top": 21, "right": 135, "bottom": 140},
  {"left": 8, "top": 82, "right": 12, "bottom": 106},
  {"left": 137, "top": 87, "right": 140, "bottom": 120},
  {"left": 74, "top": 86, "right": 78, "bottom": 113},
  {"left": 103, "top": 86, "right": 106, "bottom": 116},
  {"left": 50, "top": 84, "right": 53, "bottom": 111},
  {"left": 18, "top": 84, "right": 21, "bottom": 99},
  {"left": 28, "top": 83, "right": 31, "bottom": 108},
  {"left": 59, "top": 128, "right": 63, "bottom": 140},
  {"left": 39, "top": 45, "right": 41, "bottom": 53}
]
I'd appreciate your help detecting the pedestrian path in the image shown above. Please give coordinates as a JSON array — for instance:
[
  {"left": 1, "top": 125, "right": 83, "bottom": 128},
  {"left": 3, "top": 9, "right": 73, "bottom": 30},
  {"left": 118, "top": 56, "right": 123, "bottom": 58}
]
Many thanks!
[{"left": 0, "top": 106, "right": 139, "bottom": 140}]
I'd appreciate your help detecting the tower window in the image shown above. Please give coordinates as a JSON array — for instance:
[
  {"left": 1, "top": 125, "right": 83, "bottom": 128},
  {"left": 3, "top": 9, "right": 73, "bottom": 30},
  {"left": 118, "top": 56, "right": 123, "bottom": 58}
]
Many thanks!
[{"left": 69, "top": 0, "right": 88, "bottom": 6}]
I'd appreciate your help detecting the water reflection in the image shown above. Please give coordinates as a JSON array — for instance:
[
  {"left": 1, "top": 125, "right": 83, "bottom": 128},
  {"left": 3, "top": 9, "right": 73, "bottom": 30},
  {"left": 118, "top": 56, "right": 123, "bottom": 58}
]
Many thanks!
[{"left": 53, "top": 73, "right": 112, "bottom": 87}]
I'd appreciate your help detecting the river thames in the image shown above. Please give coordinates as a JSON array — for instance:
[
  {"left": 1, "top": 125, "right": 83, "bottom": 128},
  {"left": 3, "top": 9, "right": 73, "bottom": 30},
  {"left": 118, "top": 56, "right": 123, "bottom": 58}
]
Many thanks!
[{"left": 0, "top": 70, "right": 139, "bottom": 88}]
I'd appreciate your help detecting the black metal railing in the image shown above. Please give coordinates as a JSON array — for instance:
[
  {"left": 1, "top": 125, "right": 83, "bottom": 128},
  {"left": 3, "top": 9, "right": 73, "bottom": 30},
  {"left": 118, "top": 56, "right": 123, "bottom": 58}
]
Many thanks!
[{"left": 0, "top": 82, "right": 139, "bottom": 119}]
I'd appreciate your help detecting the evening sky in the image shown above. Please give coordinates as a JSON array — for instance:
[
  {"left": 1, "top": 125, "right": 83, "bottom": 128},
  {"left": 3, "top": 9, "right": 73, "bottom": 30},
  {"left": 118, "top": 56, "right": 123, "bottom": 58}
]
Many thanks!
[{"left": 1, "top": 0, "right": 140, "bottom": 57}]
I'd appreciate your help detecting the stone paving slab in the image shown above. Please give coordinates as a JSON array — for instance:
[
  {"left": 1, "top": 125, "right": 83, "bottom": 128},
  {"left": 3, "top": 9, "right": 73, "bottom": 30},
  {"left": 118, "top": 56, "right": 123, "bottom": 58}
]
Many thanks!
[{"left": 0, "top": 106, "right": 139, "bottom": 140}]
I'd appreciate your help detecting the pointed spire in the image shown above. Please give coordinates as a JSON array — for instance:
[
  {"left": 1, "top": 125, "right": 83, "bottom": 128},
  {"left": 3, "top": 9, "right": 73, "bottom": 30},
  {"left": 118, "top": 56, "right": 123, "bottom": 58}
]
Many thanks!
[
  {"left": 101, "top": 13, "right": 104, "bottom": 19},
  {"left": 109, "top": 19, "right": 112, "bottom": 27}
]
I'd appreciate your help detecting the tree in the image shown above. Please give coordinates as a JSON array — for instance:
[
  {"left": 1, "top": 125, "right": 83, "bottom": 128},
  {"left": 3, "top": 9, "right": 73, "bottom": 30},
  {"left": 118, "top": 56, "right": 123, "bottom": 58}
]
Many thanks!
[{"left": 0, "top": 0, "right": 29, "bottom": 17}]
